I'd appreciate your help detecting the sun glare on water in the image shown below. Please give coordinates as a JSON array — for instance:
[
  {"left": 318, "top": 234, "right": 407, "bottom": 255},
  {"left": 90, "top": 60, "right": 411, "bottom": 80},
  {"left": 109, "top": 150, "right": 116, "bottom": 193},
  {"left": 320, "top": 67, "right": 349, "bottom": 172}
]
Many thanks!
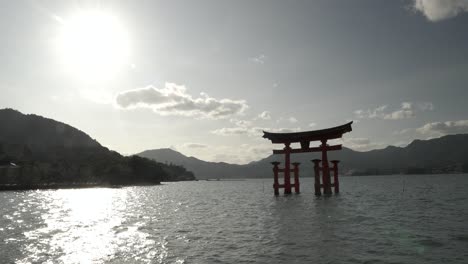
[{"left": 56, "top": 10, "right": 130, "bottom": 81}]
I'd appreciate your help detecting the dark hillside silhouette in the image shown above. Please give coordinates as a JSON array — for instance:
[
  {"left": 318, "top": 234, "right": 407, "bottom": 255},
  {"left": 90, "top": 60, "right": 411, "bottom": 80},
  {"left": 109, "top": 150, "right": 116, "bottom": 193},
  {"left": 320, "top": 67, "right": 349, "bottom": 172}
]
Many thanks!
[{"left": 0, "top": 109, "right": 195, "bottom": 189}]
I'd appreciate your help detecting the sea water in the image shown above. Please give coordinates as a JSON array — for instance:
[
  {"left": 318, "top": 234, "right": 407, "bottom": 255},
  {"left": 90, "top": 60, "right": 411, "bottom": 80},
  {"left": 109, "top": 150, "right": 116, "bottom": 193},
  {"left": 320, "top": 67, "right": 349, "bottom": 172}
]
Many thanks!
[{"left": 1, "top": 174, "right": 467, "bottom": 263}]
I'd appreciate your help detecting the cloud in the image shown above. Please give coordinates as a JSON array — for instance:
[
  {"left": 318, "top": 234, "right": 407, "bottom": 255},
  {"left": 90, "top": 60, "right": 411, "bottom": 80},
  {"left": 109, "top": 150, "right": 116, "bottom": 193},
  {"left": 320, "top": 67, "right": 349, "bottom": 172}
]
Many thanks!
[
  {"left": 200, "top": 143, "right": 274, "bottom": 164},
  {"left": 212, "top": 153, "right": 245, "bottom": 164},
  {"left": 258, "top": 111, "right": 271, "bottom": 120},
  {"left": 230, "top": 118, "right": 253, "bottom": 127},
  {"left": 416, "top": 120, "right": 468, "bottom": 135},
  {"left": 249, "top": 54, "right": 267, "bottom": 64},
  {"left": 393, "top": 128, "right": 414, "bottom": 135},
  {"left": 383, "top": 102, "right": 415, "bottom": 120},
  {"left": 354, "top": 105, "right": 388, "bottom": 119},
  {"left": 345, "top": 137, "right": 371, "bottom": 145},
  {"left": 355, "top": 101, "right": 433, "bottom": 120},
  {"left": 115, "top": 83, "right": 248, "bottom": 119},
  {"left": 309, "top": 122, "right": 317, "bottom": 127},
  {"left": 413, "top": 0, "right": 468, "bottom": 21},
  {"left": 211, "top": 127, "right": 254, "bottom": 136},
  {"left": 342, "top": 137, "right": 386, "bottom": 151},
  {"left": 417, "top": 102, "right": 434, "bottom": 111},
  {"left": 182, "top": 143, "right": 208, "bottom": 149},
  {"left": 211, "top": 126, "right": 301, "bottom": 137},
  {"left": 288, "top": 117, "right": 298, "bottom": 123},
  {"left": 269, "top": 127, "right": 302, "bottom": 133}
]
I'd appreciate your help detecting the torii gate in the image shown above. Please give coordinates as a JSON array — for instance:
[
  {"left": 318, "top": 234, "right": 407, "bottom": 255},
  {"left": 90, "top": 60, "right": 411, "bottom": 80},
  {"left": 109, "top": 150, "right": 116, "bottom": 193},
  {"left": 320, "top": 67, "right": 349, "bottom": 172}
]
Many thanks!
[{"left": 262, "top": 122, "right": 352, "bottom": 195}]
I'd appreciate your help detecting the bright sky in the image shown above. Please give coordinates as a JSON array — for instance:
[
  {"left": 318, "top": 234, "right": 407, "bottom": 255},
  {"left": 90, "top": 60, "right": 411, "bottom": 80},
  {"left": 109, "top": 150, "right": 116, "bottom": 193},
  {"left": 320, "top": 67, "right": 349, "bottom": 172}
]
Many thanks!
[{"left": 1, "top": 0, "right": 468, "bottom": 164}]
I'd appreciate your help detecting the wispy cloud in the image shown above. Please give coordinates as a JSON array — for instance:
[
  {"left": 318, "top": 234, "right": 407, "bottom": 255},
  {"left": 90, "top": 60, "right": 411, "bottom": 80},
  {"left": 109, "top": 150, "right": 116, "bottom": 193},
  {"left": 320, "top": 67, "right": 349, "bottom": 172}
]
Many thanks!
[
  {"left": 355, "top": 101, "right": 433, "bottom": 120},
  {"left": 412, "top": 0, "right": 468, "bottom": 21},
  {"left": 249, "top": 54, "right": 267, "bottom": 64},
  {"left": 211, "top": 127, "right": 259, "bottom": 136},
  {"left": 383, "top": 102, "right": 415, "bottom": 120},
  {"left": 115, "top": 83, "right": 248, "bottom": 119},
  {"left": 206, "top": 143, "right": 273, "bottom": 164},
  {"left": 354, "top": 105, "right": 388, "bottom": 119},
  {"left": 258, "top": 111, "right": 271, "bottom": 120},
  {"left": 342, "top": 137, "right": 386, "bottom": 151},
  {"left": 393, "top": 128, "right": 414, "bottom": 135},
  {"left": 182, "top": 143, "right": 208, "bottom": 149},
  {"left": 416, "top": 120, "right": 468, "bottom": 135},
  {"left": 211, "top": 126, "right": 301, "bottom": 137},
  {"left": 230, "top": 118, "right": 253, "bottom": 127}
]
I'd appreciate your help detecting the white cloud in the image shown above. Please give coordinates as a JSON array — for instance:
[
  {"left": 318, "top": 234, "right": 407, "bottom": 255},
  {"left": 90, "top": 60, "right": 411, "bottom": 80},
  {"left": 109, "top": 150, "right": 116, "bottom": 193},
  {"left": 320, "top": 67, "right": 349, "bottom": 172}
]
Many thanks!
[
  {"left": 270, "top": 127, "right": 302, "bottom": 133},
  {"left": 288, "top": 117, "right": 298, "bottom": 123},
  {"left": 115, "top": 83, "right": 248, "bottom": 119},
  {"left": 342, "top": 137, "right": 386, "bottom": 151},
  {"left": 211, "top": 127, "right": 254, "bottom": 136},
  {"left": 416, "top": 120, "right": 468, "bottom": 135},
  {"left": 182, "top": 143, "right": 208, "bottom": 149},
  {"left": 355, "top": 101, "right": 433, "bottom": 120},
  {"left": 211, "top": 126, "right": 301, "bottom": 137},
  {"left": 249, "top": 54, "right": 267, "bottom": 64},
  {"left": 354, "top": 105, "right": 388, "bottom": 119},
  {"left": 345, "top": 137, "right": 371, "bottom": 145},
  {"left": 230, "top": 118, "right": 253, "bottom": 127},
  {"left": 393, "top": 128, "right": 414, "bottom": 135},
  {"left": 258, "top": 111, "right": 271, "bottom": 120},
  {"left": 309, "top": 122, "right": 317, "bottom": 127},
  {"left": 384, "top": 102, "right": 415, "bottom": 120},
  {"left": 201, "top": 143, "right": 273, "bottom": 164},
  {"left": 417, "top": 102, "right": 434, "bottom": 111},
  {"left": 413, "top": 0, "right": 468, "bottom": 21}
]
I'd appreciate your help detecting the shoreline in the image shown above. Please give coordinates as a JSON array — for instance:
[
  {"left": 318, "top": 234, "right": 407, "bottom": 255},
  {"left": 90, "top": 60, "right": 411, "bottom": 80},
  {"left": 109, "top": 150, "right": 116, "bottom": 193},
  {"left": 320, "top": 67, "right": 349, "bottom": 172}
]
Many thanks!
[{"left": 0, "top": 182, "right": 161, "bottom": 191}]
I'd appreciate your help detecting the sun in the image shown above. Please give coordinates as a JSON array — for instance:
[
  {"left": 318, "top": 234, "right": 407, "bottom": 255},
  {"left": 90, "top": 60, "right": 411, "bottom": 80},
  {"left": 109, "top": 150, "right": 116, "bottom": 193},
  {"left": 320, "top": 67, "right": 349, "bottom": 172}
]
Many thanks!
[{"left": 57, "top": 10, "right": 130, "bottom": 81}]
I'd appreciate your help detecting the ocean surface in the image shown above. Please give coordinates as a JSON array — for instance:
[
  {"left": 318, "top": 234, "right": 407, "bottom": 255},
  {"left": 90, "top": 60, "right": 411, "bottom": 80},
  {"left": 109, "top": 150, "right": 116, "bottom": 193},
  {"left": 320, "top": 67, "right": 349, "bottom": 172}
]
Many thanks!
[{"left": 1, "top": 174, "right": 467, "bottom": 264}]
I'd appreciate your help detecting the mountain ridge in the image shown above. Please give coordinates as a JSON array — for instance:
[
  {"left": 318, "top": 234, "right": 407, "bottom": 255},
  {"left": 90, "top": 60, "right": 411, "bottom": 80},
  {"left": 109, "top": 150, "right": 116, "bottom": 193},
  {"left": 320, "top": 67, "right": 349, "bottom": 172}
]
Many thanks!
[{"left": 138, "top": 134, "right": 468, "bottom": 179}]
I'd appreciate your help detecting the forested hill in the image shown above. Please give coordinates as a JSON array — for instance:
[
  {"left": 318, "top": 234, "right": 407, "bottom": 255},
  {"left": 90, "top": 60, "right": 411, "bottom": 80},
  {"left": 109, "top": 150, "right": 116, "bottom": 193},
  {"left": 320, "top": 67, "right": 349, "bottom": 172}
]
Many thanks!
[
  {"left": 0, "top": 108, "right": 195, "bottom": 189},
  {"left": 139, "top": 134, "right": 468, "bottom": 179},
  {"left": 0, "top": 108, "right": 101, "bottom": 149}
]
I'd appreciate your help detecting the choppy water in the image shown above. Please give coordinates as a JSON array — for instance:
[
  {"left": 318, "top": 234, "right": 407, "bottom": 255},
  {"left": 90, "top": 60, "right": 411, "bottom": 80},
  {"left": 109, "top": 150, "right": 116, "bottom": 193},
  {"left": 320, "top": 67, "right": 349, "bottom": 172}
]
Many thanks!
[{"left": 1, "top": 174, "right": 468, "bottom": 264}]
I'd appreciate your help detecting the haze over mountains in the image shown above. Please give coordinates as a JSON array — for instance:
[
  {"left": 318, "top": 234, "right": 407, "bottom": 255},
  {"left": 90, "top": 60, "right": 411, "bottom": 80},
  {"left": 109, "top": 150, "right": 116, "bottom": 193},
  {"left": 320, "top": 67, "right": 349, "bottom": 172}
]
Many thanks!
[{"left": 138, "top": 135, "right": 468, "bottom": 179}]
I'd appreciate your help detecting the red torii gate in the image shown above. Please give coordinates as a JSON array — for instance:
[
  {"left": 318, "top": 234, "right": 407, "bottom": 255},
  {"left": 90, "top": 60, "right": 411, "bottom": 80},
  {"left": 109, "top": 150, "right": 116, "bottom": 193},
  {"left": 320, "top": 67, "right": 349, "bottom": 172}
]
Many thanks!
[{"left": 262, "top": 122, "right": 352, "bottom": 195}]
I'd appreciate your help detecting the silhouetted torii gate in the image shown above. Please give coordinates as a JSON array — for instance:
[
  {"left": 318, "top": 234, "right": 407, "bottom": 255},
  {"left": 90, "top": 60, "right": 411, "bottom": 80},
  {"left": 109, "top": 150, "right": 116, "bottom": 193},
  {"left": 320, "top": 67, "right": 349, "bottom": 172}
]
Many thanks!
[{"left": 263, "top": 122, "right": 352, "bottom": 195}]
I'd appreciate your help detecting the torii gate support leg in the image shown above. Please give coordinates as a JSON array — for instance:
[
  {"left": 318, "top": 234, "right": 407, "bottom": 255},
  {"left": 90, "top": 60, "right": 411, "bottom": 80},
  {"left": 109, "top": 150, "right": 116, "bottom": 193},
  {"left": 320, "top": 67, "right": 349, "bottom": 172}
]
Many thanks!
[
  {"left": 312, "top": 159, "right": 321, "bottom": 196},
  {"left": 292, "top": 162, "right": 300, "bottom": 194},
  {"left": 331, "top": 160, "right": 340, "bottom": 194},
  {"left": 321, "top": 139, "right": 332, "bottom": 195},
  {"left": 284, "top": 143, "right": 292, "bottom": 194},
  {"left": 271, "top": 162, "right": 280, "bottom": 195}
]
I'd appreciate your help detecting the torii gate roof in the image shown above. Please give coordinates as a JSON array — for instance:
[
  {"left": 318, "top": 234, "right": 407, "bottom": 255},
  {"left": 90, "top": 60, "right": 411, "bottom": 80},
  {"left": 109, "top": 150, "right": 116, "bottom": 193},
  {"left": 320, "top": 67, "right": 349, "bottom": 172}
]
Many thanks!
[{"left": 263, "top": 121, "right": 353, "bottom": 144}]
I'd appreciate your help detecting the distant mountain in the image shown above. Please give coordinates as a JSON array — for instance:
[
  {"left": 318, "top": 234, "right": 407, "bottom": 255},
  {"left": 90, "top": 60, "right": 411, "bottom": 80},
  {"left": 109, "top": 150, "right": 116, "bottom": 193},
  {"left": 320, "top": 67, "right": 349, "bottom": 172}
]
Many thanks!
[
  {"left": 0, "top": 108, "right": 195, "bottom": 189},
  {"left": 138, "top": 149, "right": 246, "bottom": 179},
  {"left": 138, "top": 134, "right": 468, "bottom": 179}
]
